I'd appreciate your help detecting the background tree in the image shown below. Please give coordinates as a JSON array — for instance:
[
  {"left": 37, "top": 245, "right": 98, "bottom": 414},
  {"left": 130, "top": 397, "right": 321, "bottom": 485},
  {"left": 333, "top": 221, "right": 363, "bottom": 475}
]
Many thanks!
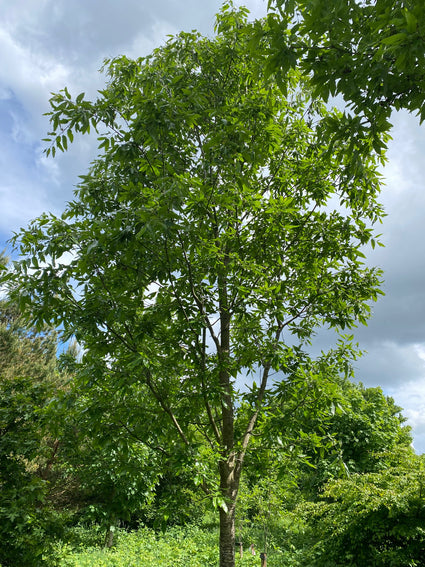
[
  {"left": 237, "top": 374, "right": 414, "bottom": 565},
  {"left": 295, "top": 380, "right": 412, "bottom": 494},
  {"left": 298, "top": 447, "right": 425, "bottom": 567},
  {"left": 8, "top": 6, "right": 384, "bottom": 567},
  {"left": 0, "top": 291, "right": 60, "bottom": 566},
  {"left": 48, "top": 362, "right": 172, "bottom": 548}
]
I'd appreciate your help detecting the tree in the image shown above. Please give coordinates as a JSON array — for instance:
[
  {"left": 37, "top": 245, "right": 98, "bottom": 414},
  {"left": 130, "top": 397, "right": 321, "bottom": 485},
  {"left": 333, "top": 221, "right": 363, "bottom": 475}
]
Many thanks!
[
  {"left": 0, "top": 295, "right": 59, "bottom": 565},
  {"left": 234, "top": 371, "right": 414, "bottom": 565},
  {"left": 8, "top": 6, "right": 384, "bottom": 566},
  {"left": 245, "top": 372, "right": 412, "bottom": 490},
  {"left": 262, "top": 0, "right": 425, "bottom": 156},
  {"left": 299, "top": 448, "right": 425, "bottom": 566},
  {"left": 294, "top": 381, "right": 412, "bottom": 494}
]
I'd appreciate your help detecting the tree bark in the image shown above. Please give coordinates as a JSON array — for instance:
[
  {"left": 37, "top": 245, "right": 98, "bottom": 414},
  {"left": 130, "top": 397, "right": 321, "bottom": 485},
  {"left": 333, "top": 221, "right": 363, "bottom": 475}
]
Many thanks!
[
  {"left": 219, "top": 457, "right": 240, "bottom": 567},
  {"left": 104, "top": 525, "right": 114, "bottom": 549},
  {"left": 217, "top": 249, "right": 240, "bottom": 567},
  {"left": 219, "top": 504, "right": 236, "bottom": 567}
]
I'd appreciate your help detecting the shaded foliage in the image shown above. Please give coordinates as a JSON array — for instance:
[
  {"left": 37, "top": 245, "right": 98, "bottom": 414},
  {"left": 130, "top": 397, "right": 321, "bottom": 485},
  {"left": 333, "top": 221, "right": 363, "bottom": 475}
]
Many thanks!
[{"left": 0, "top": 297, "right": 60, "bottom": 565}]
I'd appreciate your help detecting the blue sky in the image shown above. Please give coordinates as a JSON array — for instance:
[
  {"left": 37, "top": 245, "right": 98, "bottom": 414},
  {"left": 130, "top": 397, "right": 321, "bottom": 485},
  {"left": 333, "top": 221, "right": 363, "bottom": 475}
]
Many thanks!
[{"left": 1, "top": 0, "right": 425, "bottom": 452}]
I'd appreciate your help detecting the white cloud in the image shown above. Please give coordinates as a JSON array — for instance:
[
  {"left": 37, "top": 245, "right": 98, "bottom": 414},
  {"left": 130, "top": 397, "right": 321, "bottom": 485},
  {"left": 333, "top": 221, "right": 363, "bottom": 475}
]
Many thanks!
[
  {"left": 0, "top": 26, "right": 70, "bottom": 127},
  {"left": 350, "top": 341, "right": 425, "bottom": 453},
  {"left": 387, "top": 376, "right": 425, "bottom": 454}
]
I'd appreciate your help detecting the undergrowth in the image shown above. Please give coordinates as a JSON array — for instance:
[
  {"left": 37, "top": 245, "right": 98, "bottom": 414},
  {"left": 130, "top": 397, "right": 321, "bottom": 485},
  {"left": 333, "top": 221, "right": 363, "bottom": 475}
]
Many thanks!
[{"left": 49, "top": 523, "right": 288, "bottom": 566}]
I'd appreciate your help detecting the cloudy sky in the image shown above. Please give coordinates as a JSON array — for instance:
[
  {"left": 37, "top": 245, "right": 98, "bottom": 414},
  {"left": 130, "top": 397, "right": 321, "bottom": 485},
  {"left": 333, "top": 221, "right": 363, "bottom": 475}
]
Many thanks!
[{"left": 1, "top": 0, "right": 425, "bottom": 452}]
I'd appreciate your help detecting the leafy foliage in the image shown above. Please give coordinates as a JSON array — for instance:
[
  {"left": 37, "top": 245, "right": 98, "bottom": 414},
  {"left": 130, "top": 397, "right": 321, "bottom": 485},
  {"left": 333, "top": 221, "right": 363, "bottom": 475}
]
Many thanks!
[
  {"left": 55, "top": 524, "right": 220, "bottom": 567},
  {"left": 0, "top": 298, "right": 60, "bottom": 565},
  {"left": 54, "top": 522, "right": 291, "bottom": 567},
  {"left": 47, "top": 372, "right": 165, "bottom": 543},
  {"left": 300, "top": 448, "right": 425, "bottom": 566},
  {"left": 262, "top": 0, "right": 425, "bottom": 158},
  {"left": 296, "top": 381, "right": 412, "bottom": 493},
  {"left": 236, "top": 377, "right": 414, "bottom": 562}
]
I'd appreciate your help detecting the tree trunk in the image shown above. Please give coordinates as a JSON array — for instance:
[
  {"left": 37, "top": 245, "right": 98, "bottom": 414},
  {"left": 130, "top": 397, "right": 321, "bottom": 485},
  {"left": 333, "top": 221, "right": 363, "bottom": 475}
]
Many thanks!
[
  {"left": 219, "top": 504, "right": 236, "bottom": 567},
  {"left": 219, "top": 458, "right": 240, "bottom": 567},
  {"left": 104, "top": 525, "right": 114, "bottom": 548},
  {"left": 217, "top": 254, "right": 241, "bottom": 567},
  {"left": 104, "top": 509, "right": 116, "bottom": 549}
]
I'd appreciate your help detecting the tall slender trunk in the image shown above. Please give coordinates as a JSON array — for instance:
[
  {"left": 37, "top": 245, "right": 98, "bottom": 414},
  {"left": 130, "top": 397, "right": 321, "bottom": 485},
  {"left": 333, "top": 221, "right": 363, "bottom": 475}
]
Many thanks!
[
  {"left": 216, "top": 250, "right": 241, "bottom": 567},
  {"left": 219, "top": 457, "right": 239, "bottom": 567}
]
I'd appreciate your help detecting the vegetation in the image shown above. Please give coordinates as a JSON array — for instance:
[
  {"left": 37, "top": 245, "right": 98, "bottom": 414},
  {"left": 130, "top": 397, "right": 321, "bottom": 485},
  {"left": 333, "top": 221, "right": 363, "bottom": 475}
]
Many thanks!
[
  {"left": 299, "top": 449, "right": 425, "bottom": 566},
  {"left": 53, "top": 524, "right": 220, "bottom": 567},
  {"left": 0, "top": 2, "right": 424, "bottom": 566},
  {"left": 262, "top": 0, "right": 425, "bottom": 158},
  {"left": 0, "top": 290, "right": 62, "bottom": 566}
]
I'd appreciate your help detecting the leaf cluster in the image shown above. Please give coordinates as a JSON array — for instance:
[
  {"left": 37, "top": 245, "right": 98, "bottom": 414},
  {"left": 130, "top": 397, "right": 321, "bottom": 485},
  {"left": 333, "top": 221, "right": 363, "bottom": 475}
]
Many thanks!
[{"left": 263, "top": 0, "right": 425, "bottom": 159}]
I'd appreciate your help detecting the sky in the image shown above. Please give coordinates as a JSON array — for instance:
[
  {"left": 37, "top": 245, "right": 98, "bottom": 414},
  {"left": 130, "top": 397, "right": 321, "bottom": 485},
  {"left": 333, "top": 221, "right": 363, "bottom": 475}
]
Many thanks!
[{"left": 1, "top": 0, "right": 425, "bottom": 452}]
